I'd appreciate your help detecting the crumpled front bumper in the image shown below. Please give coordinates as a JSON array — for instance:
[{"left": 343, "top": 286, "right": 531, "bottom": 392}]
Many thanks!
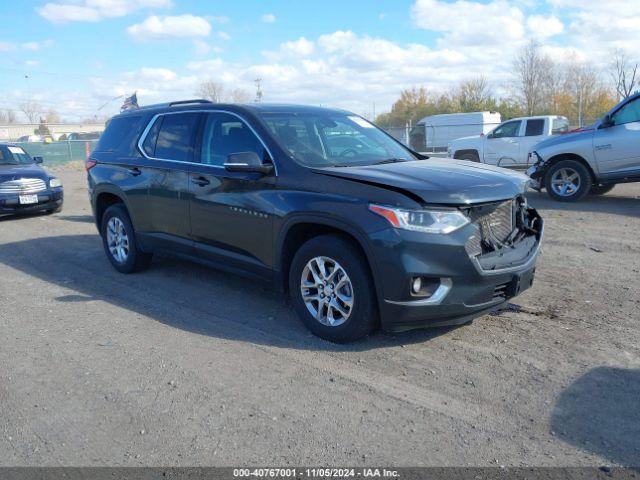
[{"left": 370, "top": 207, "right": 544, "bottom": 333}]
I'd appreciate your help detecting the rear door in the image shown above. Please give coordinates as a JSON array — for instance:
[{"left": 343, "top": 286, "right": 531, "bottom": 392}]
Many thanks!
[
  {"left": 593, "top": 96, "right": 640, "bottom": 178},
  {"left": 188, "top": 111, "right": 275, "bottom": 276},
  {"left": 484, "top": 120, "right": 522, "bottom": 166},
  {"left": 138, "top": 111, "right": 202, "bottom": 252},
  {"left": 520, "top": 118, "right": 546, "bottom": 166}
]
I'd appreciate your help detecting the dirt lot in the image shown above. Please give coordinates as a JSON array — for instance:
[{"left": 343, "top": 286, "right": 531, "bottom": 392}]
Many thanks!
[{"left": 0, "top": 167, "right": 638, "bottom": 467}]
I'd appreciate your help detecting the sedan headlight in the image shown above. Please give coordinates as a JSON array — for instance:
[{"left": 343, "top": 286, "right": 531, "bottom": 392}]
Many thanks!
[
  {"left": 369, "top": 204, "right": 469, "bottom": 234},
  {"left": 49, "top": 177, "right": 63, "bottom": 188}
]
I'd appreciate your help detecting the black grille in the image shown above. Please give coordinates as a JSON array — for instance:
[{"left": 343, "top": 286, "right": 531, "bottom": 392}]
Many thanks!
[{"left": 465, "top": 198, "right": 520, "bottom": 257}]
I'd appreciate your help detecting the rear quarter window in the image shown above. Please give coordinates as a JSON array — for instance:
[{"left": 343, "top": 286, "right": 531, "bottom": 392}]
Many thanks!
[
  {"left": 525, "top": 119, "right": 545, "bottom": 136},
  {"left": 95, "top": 115, "right": 144, "bottom": 155}
]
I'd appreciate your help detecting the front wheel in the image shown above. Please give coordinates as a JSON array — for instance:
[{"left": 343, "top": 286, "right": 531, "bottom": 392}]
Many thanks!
[
  {"left": 457, "top": 152, "right": 480, "bottom": 163},
  {"left": 289, "top": 235, "right": 378, "bottom": 343},
  {"left": 544, "top": 160, "right": 592, "bottom": 202},
  {"left": 101, "top": 204, "right": 152, "bottom": 273}
]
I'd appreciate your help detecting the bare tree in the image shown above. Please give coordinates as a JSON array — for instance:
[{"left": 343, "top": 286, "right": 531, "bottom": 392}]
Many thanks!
[
  {"left": 456, "top": 76, "right": 494, "bottom": 111},
  {"left": 197, "top": 79, "right": 225, "bottom": 103},
  {"left": 0, "top": 109, "right": 17, "bottom": 124},
  {"left": 610, "top": 49, "right": 638, "bottom": 100},
  {"left": 230, "top": 88, "right": 251, "bottom": 103},
  {"left": 513, "top": 40, "right": 553, "bottom": 116},
  {"left": 20, "top": 101, "right": 42, "bottom": 124},
  {"left": 45, "top": 108, "right": 61, "bottom": 124}
]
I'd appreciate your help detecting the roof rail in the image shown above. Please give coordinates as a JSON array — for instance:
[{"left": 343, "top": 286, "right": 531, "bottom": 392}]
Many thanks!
[{"left": 168, "top": 99, "right": 213, "bottom": 107}]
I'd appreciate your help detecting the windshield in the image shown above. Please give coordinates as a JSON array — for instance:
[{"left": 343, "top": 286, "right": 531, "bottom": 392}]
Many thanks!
[
  {"left": 260, "top": 112, "right": 415, "bottom": 167},
  {"left": 0, "top": 145, "right": 34, "bottom": 165}
]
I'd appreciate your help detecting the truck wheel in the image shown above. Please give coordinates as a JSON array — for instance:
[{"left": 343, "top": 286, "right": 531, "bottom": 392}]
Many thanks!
[
  {"left": 590, "top": 184, "right": 615, "bottom": 196},
  {"left": 289, "top": 235, "right": 378, "bottom": 343},
  {"left": 544, "top": 160, "right": 592, "bottom": 202},
  {"left": 457, "top": 152, "right": 480, "bottom": 163},
  {"left": 101, "top": 204, "right": 152, "bottom": 274}
]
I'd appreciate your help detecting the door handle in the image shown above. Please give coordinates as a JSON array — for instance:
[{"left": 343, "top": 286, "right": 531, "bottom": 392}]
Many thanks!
[
  {"left": 191, "top": 176, "right": 210, "bottom": 187},
  {"left": 128, "top": 167, "right": 142, "bottom": 176}
]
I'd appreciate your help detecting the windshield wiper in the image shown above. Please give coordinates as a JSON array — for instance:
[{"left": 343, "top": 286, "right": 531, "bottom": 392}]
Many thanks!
[{"left": 371, "top": 158, "right": 409, "bottom": 165}]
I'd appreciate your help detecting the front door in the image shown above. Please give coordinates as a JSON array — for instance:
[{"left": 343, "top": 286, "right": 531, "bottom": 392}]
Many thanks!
[
  {"left": 484, "top": 120, "right": 522, "bottom": 167},
  {"left": 139, "top": 111, "right": 202, "bottom": 253},
  {"left": 189, "top": 111, "right": 276, "bottom": 277},
  {"left": 593, "top": 96, "right": 640, "bottom": 178}
]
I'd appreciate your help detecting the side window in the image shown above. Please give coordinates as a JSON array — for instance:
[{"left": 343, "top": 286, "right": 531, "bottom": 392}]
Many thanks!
[
  {"left": 524, "top": 119, "right": 545, "bottom": 136},
  {"left": 612, "top": 98, "right": 640, "bottom": 125},
  {"left": 153, "top": 112, "right": 201, "bottom": 162},
  {"left": 491, "top": 120, "right": 522, "bottom": 139},
  {"left": 96, "top": 115, "right": 142, "bottom": 154},
  {"left": 201, "top": 112, "right": 266, "bottom": 166},
  {"left": 552, "top": 117, "right": 569, "bottom": 134},
  {"left": 141, "top": 117, "right": 161, "bottom": 157}
]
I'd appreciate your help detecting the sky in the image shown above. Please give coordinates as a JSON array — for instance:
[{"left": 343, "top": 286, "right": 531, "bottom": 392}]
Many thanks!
[{"left": 0, "top": 0, "right": 638, "bottom": 122}]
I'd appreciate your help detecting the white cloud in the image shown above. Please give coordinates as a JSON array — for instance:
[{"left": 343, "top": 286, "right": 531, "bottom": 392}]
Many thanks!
[
  {"left": 193, "top": 40, "right": 210, "bottom": 56},
  {"left": 526, "top": 15, "right": 564, "bottom": 39},
  {"left": 209, "top": 15, "right": 229, "bottom": 24},
  {"left": 0, "top": 42, "right": 15, "bottom": 52},
  {"left": 218, "top": 31, "right": 231, "bottom": 41},
  {"left": 546, "top": 0, "right": 640, "bottom": 60},
  {"left": 21, "top": 40, "right": 54, "bottom": 51},
  {"left": 412, "top": 0, "right": 525, "bottom": 46},
  {"left": 284, "top": 37, "right": 315, "bottom": 56},
  {"left": 127, "top": 15, "right": 212, "bottom": 41},
  {"left": 37, "top": 0, "right": 171, "bottom": 23},
  {"left": 261, "top": 13, "right": 276, "bottom": 23}
]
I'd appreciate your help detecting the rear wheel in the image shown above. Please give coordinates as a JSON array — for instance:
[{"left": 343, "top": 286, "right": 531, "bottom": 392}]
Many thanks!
[
  {"left": 101, "top": 204, "right": 152, "bottom": 273},
  {"left": 544, "top": 160, "right": 592, "bottom": 202},
  {"left": 590, "top": 184, "right": 615, "bottom": 196},
  {"left": 457, "top": 152, "right": 480, "bottom": 163},
  {"left": 289, "top": 235, "right": 378, "bottom": 343}
]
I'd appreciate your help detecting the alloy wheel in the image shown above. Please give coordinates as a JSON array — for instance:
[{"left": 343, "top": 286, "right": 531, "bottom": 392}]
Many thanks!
[
  {"left": 300, "top": 256, "right": 354, "bottom": 327},
  {"left": 550, "top": 167, "right": 581, "bottom": 197},
  {"left": 106, "top": 217, "right": 130, "bottom": 264}
]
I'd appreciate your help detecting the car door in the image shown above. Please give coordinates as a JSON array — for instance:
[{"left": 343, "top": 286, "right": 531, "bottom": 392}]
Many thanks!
[
  {"left": 188, "top": 111, "right": 276, "bottom": 277},
  {"left": 483, "top": 120, "right": 522, "bottom": 167},
  {"left": 593, "top": 96, "right": 640, "bottom": 177},
  {"left": 138, "top": 111, "right": 202, "bottom": 253},
  {"left": 520, "top": 118, "right": 546, "bottom": 166}
]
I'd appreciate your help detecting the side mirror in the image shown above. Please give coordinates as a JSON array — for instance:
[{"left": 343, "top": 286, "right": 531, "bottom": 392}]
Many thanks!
[
  {"left": 224, "top": 152, "right": 274, "bottom": 175},
  {"left": 33, "top": 156, "right": 44, "bottom": 164},
  {"left": 600, "top": 115, "right": 614, "bottom": 129}
]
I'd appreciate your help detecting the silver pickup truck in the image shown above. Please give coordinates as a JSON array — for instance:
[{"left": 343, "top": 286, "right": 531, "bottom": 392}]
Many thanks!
[{"left": 527, "top": 92, "right": 640, "bottom": 201}]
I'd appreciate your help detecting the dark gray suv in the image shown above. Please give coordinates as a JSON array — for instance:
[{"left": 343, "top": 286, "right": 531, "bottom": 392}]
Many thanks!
[{"left": 88, "top": 100, "right": 543, "bottom": 342}]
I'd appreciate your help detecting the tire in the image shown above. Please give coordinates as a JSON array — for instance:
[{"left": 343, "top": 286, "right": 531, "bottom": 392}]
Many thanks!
[
  {"left": 457, "top": 152, "right": 480, "bottom": 163},
  {"left": 46, "top": 205, "right": 62, "bottom": 214},
  {"left": 100, "top": 204, "right": 152, "bottom": 274},
  {"left": 590, "top": 184, "right": 615, "bottom": 196},
  {"left": 544, "top": 160, "right": 592, "bottom": 202},
  {"left": 289, "top": 234, "right": 378, "bottom": 343}
]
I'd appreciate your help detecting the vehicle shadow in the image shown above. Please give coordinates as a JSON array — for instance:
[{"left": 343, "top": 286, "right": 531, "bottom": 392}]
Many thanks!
[
  {"left": 57, "top": 215, "right": 94, "bottom": 223},
  {"left": 525, "top": 190, "right": 640, "bottom": 218},
  {"left": 0, "top": 211, "right": 50, "bottom": 222},
  {"left": 551, "top": 367, "right": 640, "bottom": 468},
  {"left": 0, "top": 234, "right": 459, "bottom": 352}
]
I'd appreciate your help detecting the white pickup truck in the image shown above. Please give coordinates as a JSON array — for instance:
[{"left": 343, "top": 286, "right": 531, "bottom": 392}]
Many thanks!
[{"left": 448, "top": 115, "right": 570, "bottom": 168}]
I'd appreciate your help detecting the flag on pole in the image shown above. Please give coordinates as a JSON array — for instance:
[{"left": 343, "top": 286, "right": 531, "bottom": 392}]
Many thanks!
[{"left": 121, "top": 92, "right": 139, "bottom": 112}]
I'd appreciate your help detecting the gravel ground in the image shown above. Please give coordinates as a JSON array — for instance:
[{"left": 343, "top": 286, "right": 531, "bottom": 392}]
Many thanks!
[{"left": 0, "top": 168, "right": 638, "bottom": 467}]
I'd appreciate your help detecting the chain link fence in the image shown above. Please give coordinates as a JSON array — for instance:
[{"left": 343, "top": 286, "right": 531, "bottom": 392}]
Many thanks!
[{"left": 16, "top": 140, "right": 99, "bottom": 166}]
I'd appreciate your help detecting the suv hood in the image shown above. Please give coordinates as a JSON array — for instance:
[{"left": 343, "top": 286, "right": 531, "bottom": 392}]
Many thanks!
[{"left": 313, "top": 159, "right": 529, "bottom": 205}]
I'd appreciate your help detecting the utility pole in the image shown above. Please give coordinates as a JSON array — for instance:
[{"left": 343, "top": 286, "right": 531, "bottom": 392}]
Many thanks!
[{"left": 254, "top": 78, "right": 263, "bottom": 103}]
